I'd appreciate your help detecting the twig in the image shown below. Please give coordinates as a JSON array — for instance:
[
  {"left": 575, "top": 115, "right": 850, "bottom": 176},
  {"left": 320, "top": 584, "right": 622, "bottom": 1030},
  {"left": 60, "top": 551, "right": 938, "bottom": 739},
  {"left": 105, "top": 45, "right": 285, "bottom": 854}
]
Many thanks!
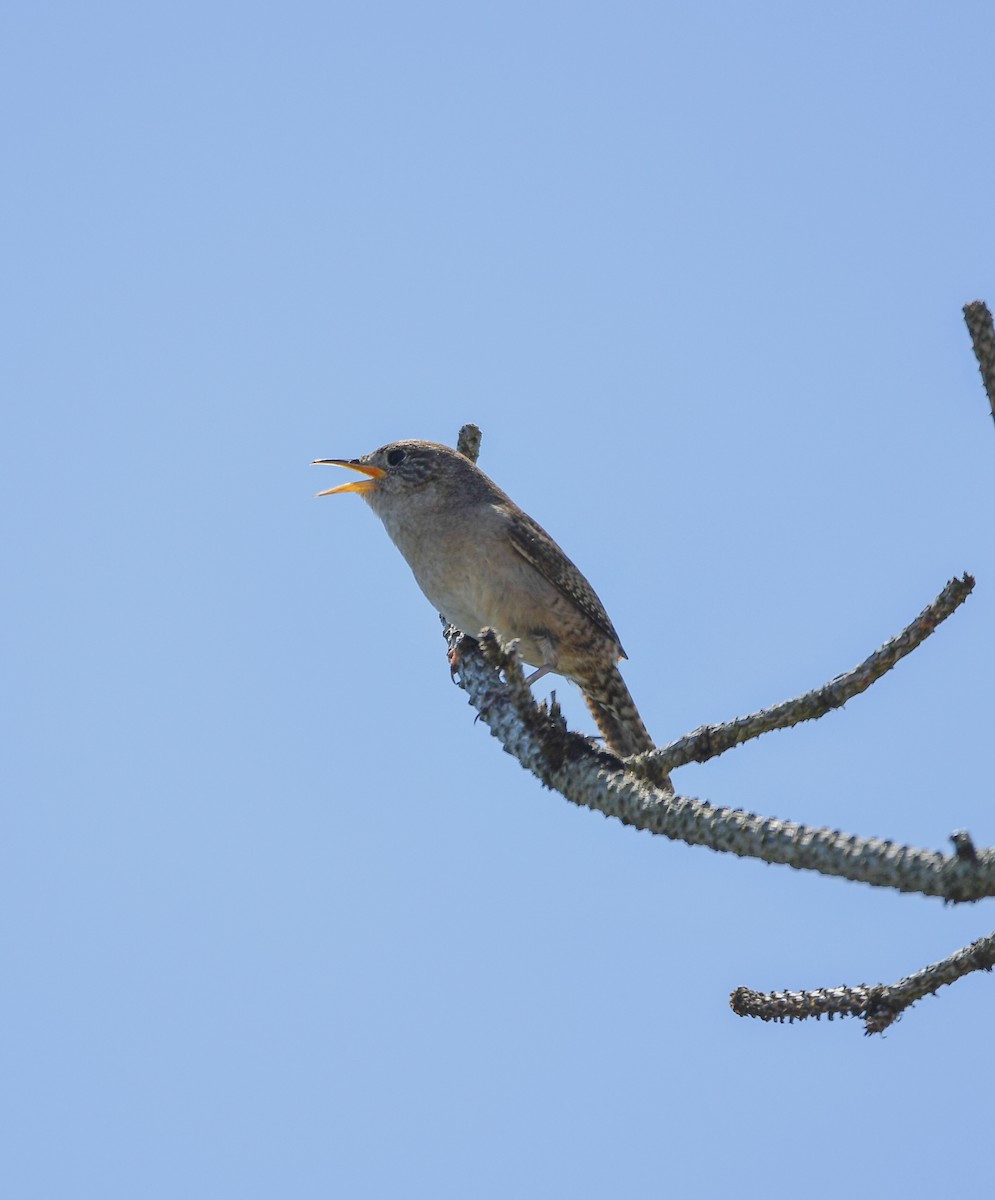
[
  {"left": 630, "top": 574, "right": 974, "bottom": 781},
  {"left": 456, "top": 423, "right": 482, "bottom": 463},
  {"left": 731, "top": 928, "right": 995, "bottom": 1034},
  {"left": 963, "top": 300, "right": 995, "bottom": 425}
]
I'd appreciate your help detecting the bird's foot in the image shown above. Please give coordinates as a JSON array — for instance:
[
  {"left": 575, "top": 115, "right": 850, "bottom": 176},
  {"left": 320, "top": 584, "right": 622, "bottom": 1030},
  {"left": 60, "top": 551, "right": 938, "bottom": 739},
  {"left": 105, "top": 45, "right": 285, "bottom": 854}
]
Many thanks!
[
  {"left": 524, "top": 664, "right": 555, "bottom": 686},
  {"left": 448, "top": 633, "right": 479, "bottom": 682}
]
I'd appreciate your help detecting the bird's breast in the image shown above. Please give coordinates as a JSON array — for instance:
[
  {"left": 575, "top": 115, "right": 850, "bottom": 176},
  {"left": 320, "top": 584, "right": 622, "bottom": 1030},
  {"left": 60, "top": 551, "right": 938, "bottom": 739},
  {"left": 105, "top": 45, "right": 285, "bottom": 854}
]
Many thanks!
[{"left": 376, "top": 502, "right": 540, "bottom": 654}]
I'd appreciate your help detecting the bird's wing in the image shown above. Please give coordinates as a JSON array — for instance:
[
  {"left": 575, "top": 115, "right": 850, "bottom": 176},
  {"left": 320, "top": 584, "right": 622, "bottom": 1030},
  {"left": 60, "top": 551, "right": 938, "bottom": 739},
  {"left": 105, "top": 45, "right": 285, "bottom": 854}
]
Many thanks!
[{"left": 501, "top": 505, "right": 626, "bottom": 655}]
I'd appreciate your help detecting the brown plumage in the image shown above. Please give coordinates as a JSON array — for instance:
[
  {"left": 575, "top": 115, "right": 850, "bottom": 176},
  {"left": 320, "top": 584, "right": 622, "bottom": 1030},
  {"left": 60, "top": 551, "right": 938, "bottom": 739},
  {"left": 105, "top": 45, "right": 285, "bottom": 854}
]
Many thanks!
[{"left": 315, "top": 440, "right": 664, "bottom": 775}]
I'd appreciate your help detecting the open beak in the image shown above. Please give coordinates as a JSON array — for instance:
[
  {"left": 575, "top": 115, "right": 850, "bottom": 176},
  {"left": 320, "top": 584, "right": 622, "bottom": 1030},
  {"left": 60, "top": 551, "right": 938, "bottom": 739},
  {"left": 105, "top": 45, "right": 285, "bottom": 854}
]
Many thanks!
[{"left": 312, "top": 458, "right": 387, "bottom": 497}]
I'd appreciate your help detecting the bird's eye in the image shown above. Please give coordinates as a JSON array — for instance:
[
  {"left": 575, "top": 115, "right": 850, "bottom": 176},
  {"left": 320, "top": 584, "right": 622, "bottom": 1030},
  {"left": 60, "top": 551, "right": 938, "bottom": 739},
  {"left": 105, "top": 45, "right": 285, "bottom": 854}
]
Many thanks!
[{"left": 386, "top": 448, "right": 406, "bottom": 466}]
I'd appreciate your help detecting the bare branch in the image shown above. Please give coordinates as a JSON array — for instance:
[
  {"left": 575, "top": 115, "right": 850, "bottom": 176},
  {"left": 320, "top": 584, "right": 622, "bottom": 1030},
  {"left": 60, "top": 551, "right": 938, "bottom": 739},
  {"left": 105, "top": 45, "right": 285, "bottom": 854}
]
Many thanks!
[
  {"left": 447, "top": 405, "right": 991, "bottom": 1028},
  {"left": 731, "top": 928, "right": 995, "bottom": 1034},
  {"left": 448, "top": 627, "right": 995, "bottom": 902},
  {"left": 630, "top": 574, "right": 975, "bottom": 781},
  {"left": 963, "top": 300, "right": 995, "bottom": 425}
]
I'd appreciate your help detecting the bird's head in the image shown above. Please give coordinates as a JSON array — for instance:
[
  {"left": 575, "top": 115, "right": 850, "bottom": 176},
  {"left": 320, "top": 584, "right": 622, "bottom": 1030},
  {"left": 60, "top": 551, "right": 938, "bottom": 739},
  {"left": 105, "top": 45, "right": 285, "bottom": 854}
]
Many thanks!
[{"left": 312, "top": 440, "right": 482, "bottom": 509}]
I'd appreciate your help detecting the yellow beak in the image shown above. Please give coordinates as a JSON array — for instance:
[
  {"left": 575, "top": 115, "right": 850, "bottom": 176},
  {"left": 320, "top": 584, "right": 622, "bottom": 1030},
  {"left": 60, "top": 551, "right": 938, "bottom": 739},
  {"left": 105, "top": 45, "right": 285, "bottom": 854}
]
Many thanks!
[{"left": 312, "top": 459, "right": 387, "bottom": 497}]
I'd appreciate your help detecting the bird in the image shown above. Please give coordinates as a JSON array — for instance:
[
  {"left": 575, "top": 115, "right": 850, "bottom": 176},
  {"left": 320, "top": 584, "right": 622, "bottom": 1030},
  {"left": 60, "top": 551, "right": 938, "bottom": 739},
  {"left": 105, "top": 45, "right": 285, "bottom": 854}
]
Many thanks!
[{"left": 314, "top": 439, "right": 660, "bottom": 763}]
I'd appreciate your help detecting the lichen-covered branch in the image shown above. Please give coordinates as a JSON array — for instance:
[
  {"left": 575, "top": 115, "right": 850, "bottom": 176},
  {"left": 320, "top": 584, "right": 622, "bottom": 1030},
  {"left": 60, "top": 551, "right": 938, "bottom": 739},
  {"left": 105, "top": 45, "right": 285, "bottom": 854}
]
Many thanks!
[
  {"left": 964, "top": 300, "right": 995, "bottom": 425},
  {"left": 731, "top": 929, "right": 995, "bottom": 1034},
  {"left": 446, "top": 411, "right": 991, "bottom": 1029},
  {"left": 447, "top": 627, "right": 995, "bottom": 903},
  {"left": 629, "top": 574, "right": 974, "bottom": 782}
]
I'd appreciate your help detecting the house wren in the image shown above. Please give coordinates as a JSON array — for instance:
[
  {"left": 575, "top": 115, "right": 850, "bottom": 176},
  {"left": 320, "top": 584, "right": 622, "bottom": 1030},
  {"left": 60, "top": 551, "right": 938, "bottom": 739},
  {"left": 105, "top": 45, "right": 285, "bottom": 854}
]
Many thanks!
[{"left": 314, "top": 439, "right": 661, "bottom": 763}]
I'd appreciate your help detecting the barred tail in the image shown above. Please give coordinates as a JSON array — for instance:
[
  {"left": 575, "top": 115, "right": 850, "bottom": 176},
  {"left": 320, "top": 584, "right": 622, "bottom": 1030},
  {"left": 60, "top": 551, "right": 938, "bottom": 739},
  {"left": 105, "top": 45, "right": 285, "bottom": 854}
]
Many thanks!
[{"left": 582, "top": 667, "right": 669, "bottom": 782}]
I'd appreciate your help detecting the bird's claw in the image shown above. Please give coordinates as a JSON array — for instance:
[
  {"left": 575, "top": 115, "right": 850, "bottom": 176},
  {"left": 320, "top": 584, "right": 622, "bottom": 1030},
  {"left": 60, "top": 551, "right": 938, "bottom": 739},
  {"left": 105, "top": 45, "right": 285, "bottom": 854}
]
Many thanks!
[{"left": 448, "top": 632, "right": 477, "bottom": 682}]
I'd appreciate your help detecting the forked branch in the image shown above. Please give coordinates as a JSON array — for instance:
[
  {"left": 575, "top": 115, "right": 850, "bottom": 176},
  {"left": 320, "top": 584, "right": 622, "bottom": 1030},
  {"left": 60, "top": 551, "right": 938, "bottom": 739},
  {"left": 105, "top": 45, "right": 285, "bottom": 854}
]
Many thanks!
[
  {"left": 731, "top": 927, "right": 995, "bottom": 1034},
  {"left": 447, "top": 624, "right": 994, "bottom": 903},
  {"left": 450, "top": 290, "right": 993, "bottom": 1035}
]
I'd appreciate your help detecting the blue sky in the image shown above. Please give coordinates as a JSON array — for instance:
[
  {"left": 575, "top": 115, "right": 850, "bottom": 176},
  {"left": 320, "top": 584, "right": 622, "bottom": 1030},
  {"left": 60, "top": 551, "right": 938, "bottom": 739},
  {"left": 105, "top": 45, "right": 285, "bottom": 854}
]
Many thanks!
[{"left": 5, "top": 2, "right": 995, "bottom": 1195}]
